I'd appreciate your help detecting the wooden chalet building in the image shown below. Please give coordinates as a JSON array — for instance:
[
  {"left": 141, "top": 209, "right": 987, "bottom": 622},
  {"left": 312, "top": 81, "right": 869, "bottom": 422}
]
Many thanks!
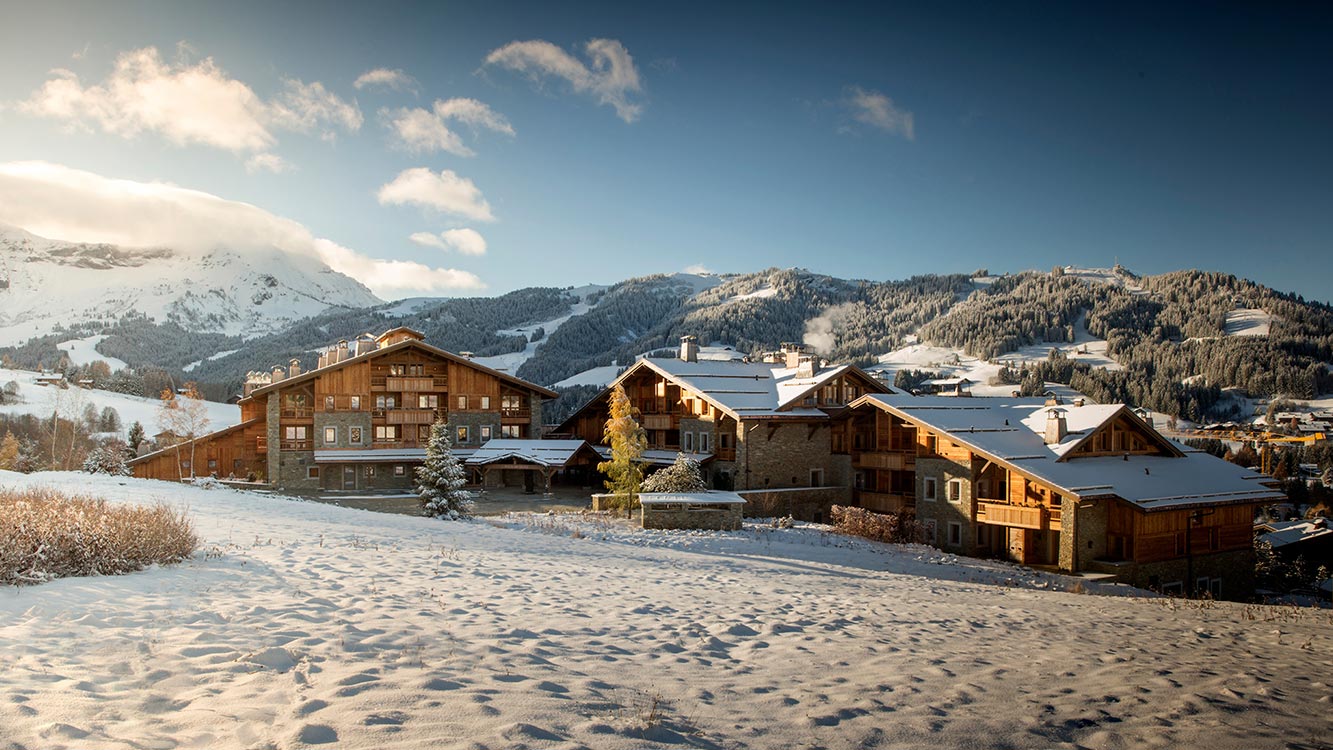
[
  {"left": 554, "top": 337, "right": 893, "bottom": 492},
  {"left": 130, "top": 327, "right": 556, "bottom": 491},
  {"left": 835, "top": 394, "right": 1285, "bottom": 597}
]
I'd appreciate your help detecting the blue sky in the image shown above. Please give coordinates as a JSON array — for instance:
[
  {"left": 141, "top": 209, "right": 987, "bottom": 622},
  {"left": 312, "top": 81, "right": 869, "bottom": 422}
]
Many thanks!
[{"left": 0, "top": 1, "right": 1329, "bottom": 302}]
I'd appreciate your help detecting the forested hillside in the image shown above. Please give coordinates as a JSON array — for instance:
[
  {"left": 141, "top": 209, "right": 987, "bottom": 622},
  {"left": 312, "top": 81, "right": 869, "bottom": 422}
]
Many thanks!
[{"left": 5, "top": 265, "right": 1330, "bottom": 421}]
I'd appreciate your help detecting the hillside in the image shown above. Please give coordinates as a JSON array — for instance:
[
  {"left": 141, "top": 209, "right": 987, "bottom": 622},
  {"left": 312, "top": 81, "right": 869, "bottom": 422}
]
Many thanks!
[
  {"left": 2, "top": 471, "right": 1329, "bottom": 749},
  {"left": 4, "top": 264, "right": 1331, "bottom": 421}
]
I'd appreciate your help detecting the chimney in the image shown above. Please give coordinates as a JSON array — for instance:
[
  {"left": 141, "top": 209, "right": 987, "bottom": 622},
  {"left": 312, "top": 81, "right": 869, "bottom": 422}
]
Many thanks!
[
  {"left": 289, "top": 358, "right": 301, "bottom": 378},
  {"left": 272, "top": 365, "right": 286, "bottom": 383},
  {"left": 680, "top": 335, "right": 698, "bottom": 362},
  {"left": 780, "top": 342, "right": 808, "bottom": 369},
  {"left": 1045, "top": 393, "right": 1063, "bottom": 407},
  {"left": 317, "top": 351, "right": 328, "bottom": 369},
  {"left": 797, "top": 354, "right": 818, "bottom": 378},
  {"left": 1044, "top": 407, "right": 1068, "bottom": 445},
  {"left": 335, "top": 340, "right": 349, "bottom": 362},
  {"left": 1073, "top": 397, "right": 1086, "bottom": 408},
  {"left": 459, "top": 351, "right": 474, "bottom": 359},
  {"left": 762, "top": 351, "right": 782, "bottom": 364}
]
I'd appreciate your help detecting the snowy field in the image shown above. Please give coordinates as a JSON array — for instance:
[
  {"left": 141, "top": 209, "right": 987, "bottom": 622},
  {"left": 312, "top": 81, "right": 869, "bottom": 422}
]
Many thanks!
[
  {"left": 55, "top": 335, "right": 128, "bottom": 371},
  {"left": 2, "top": 472, "right": 1330, "bottom": 749},
  {"left": 1224, "top": 309, "right": 1273, "bottom": 338},
  {"left": 0, "top": 368, "right": 239, "bottom": 431}
]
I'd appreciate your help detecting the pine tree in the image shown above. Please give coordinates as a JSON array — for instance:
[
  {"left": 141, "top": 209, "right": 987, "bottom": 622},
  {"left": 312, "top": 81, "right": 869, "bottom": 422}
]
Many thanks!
[
  {"left": 0, "top": 430, "right": 20, "bottom": 471},
  {"left": 127, "top": 421, "right": 145, "bottom": 457},
  {"left": 597, "top": 384, "right": 646, "bottom": 516},
  {"left": 416, "top": 420, "right": 472, "bottom": 520},
  {"left": 82, "top": 441, "right": 131, "bottom": 476}
]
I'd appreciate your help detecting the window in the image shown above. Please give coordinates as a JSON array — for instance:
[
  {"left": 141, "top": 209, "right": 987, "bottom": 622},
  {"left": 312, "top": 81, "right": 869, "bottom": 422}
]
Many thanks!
[
  {"left": 324, "top": 395, "right": 335, "bottom": 411},
  {"left": 810, "top": 468, "right": 824, "bottom": 486},
  {"left": 977, "top": 479, "right": 989, "bottom": 498},
  {"left": 683, "top": 431, "right": 695, "bottom": 452},
  {"left": 457, "top": 395, "right": 468, "bottom": 410},
  {"left": 480, "top": 425, "right": 492, "bottom": 441},
  {"left": 719, "top": 433, "right": 731, "bottom": 449},
  {"left": 207, "top": 458, "right": 218, "bottom": 470},
  {"left": 284, "top": 426, "right": 307, "bottom": 441},
  {"left": 419, "top": 425, "right": 431, "bottom": 442},
  {"left": 349, "top": 427, "right": 363, "bottom": 444},
  {"left": 350, "top": 396, "right": 361, "bottom": 410},
  {"left": 481, "top": 396, "right": 491, "bottom": 410},
  {"left": 307, "top": 467, "right": 319, "bottom": 479},
  {"left": 375, "top": 395, "right": 396, "bottom": 410},
  {"left": 699, "top": 432, "right": 711, "bottom": 453},
  {"left": 926, "top": 434, "right": 938, "bottom": 454},
  {"left": 366, "top": 465, "right": 376, "bottom": 477},
  {"left": 923, "top": 477, "right": 937, "bottom": 501},
  {"left": 389, "top": 364, "right": 406, "bottom": 376},
  {"left": 418, "top": 394, "right": 438, "bottom": 409},
  {"left": 947, "top": 479, "right": 964, "bottom": 503},
  {"left": 502, "top": 394, "right": 523, "bottom": 410},
  {"left": 501, "top": 424, "right": 522, "bottom": 438},
  {"left": 456, "top": 426, "right": 470, "bottom": 444},
  {"left": 408, "top": 364, "right": 423, "bottom": 376},
  {"left": 394, "top": 465, "right": 405, "bottom": 476},
  {"left": 947, "top": 522, "right": 962, "bottom": 546},
  {"left": 375, "top": 425, "right": 398, "bottom": 442},
  {"left": 324, "top": 427, "right": 337, "bottom": 445}
]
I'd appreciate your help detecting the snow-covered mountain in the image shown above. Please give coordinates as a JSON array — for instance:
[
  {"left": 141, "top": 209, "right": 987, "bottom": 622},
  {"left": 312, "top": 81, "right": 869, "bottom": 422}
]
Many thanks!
[{"left": 0, "top": 223, "right": 380, "bottom": 346}]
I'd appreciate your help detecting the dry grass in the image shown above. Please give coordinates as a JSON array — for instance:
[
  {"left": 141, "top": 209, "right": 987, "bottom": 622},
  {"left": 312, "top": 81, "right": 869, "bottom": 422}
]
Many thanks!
[
  {"left": 830, "top": 504, "right": 924, "bottom": 544},
  {"left": 0, "top": 487, "right": 198, "bottom": 586}
]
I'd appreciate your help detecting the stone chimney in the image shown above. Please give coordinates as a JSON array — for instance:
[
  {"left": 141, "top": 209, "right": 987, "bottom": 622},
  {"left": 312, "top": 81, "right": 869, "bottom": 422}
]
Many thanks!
[
  {"left": 1073, "top": 397, "right": 1085, "bottom": 407},
  {"left": 459, "top": 351, "right": 474, "bottom": 359},
  {"left": 796, "top": 354, "right": 819, "bottom": 378},
  {"left": 1044, "top": 407, "right": 1068, "bottom": 445},
  {"left": 762, "top": 351, "right": 782, "bottom": 364},
  {"left": 288, "top": 358, "right": 301, "bottom": 378},
  {"left": 272, "top": 365, "right": 286, "bottom": 383},
  {"left": 336, "top": 340, "right": 349, "bottom": 362},
  {"left": 781, "top": 342, "right": 806, "bottom": 369},
  {"left": 1045, "top": 393, "right": 1063, "bottom": 407},
  {"left": 680, "top": 335, "right": 698, "bottom": 362}
]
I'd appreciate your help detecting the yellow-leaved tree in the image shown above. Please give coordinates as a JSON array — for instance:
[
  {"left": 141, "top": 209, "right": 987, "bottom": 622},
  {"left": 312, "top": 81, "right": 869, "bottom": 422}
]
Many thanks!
[{"left": 597, "top": 384, "right": 646, "bottom": 517}]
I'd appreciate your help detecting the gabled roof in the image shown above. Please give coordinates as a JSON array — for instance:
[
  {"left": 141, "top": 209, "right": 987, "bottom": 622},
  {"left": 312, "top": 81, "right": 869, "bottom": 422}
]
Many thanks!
[
  {"left": 1257, "top": 518, "right": 1333, "bottom": 549},
  {"left": 244, "top": 338, "right": 557, "bottom": 400},
  {"left": 128, "top": 418, "right": 263, "bottom": 465},
  {"left": 465, "top": 439, "right": 600, "bottom": 468},
  {"left": 561, "top": 356, "right": 894, "bottom": 428},
  {"left": 848, "top": 394, "right": 1282, "bottom": 512}
]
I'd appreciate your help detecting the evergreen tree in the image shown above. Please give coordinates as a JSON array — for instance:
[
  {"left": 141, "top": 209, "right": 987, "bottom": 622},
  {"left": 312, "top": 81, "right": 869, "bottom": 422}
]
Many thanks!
[
  {"left": 597, "top": 384, "right": 646, "bottom": 516},
  {"left": 82, "top": 441, "right": 131, "bottom": 475},
  {"left": 127, "top": 421, "right": 145, "bottom": 457},
  {"left": 641, "top": 453, "right": 707, "bottom": 493},
  {"left": 416, "top": 420, "right": 472, "bottom": 520},
  {"left": 0, "top": 430, "right": 20, "bottom": 471}
]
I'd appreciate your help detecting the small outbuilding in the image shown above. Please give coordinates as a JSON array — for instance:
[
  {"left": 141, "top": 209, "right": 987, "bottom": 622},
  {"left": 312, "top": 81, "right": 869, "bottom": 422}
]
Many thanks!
[{"left": 639, "top": 491, "right": 747, "bottom": 531}]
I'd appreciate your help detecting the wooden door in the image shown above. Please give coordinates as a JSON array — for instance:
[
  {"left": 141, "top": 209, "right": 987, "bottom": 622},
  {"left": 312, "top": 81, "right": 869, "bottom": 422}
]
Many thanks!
[
  {"left": 343, "top": 465, "right": 357, "bottom": 490},
  {"left": 1007, "top": 527, "right": 1029, "bottom": 563}
]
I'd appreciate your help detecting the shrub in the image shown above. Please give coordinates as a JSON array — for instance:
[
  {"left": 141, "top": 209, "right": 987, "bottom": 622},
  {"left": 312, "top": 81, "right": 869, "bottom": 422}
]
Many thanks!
[
  {"left": 830, "top": 505, "right": 924, "bottom": 544},
  {"left": 0, "top": 487, "right": 198, "bottom": 585}
]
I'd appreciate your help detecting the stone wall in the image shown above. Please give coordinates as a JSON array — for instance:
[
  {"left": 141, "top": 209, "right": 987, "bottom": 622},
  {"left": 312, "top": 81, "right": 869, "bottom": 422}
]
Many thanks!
[
  {"left": 642, "top": 504, "right": 743, "bottom": 531},
  {"left": 1061, "top": 495, "right": 1109, "bottom": 572},
  {"left": 736, "top": 421, "right": 835, "bottom": 491},
  {"left": 313, "top": 412, "right": 373, "bottom": 449},
  {"left": 448, "top": 411, "right": 500, "bottom": 448},
  {"left": 1087, "top": 548, "right": 1257, "bottom": 601},
  {"left": 914, "top": 457, "right": 975, "bottom": 553},
  {"left": 738, "top": 486, "right": 850, "bottom": 523},
  {"left": 528, "top": 392, "right": 544, "bottom": 437}
]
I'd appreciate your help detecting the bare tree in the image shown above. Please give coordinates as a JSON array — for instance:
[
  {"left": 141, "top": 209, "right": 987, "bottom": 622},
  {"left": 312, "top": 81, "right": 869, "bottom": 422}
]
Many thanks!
[{"left": 156, "top": 383, "right": 211, "bottom": 479}]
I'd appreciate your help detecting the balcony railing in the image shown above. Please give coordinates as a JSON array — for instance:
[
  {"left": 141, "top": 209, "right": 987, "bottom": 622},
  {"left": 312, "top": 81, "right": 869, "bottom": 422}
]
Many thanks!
[
  {"left": 280, "top": 407, "right": 312, "bottom": 418},
  {"left": 501, "top": 407, "right": 531, "bottom": 421},
  {"left": 977, "top": 502, "right": 1044, "bottom": 530},
  {"left": 852, "top": 451, "right": 915, "bottom": 471},
  {"left": 386, "top": 409, "right": 440, "bottom": 425},
  {"left": 280, "top": 440, "right": 310, "bottom": 451},
  {"left": 643, "top": 414, "right": 674, "bottom": 431},
  {"left": 856, "top": 490, "right": 914, "bottom": 513}
]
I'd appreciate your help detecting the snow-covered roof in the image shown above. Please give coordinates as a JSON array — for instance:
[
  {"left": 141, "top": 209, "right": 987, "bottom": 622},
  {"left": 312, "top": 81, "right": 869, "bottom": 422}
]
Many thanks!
[
  {"left": 1257, "top": 518, "right": 1333, "bottom": 549},
  {"left": 639, "top": 491, "right": 747, "bottom": 506},
  {"left": 924, "top": 377, "right": 973, "bottom": 387},
  {"left": 852, "top": 394, "right": 1284, "bottom": 512},
  {"left": 633, "top": 357, "right": 894, "bottom": 420},
  {"left": 464, "top": 439, "right": 598, "bottom": 467},
  {"left": 591, "top": 445, "right": 710, "bottom": 466}
]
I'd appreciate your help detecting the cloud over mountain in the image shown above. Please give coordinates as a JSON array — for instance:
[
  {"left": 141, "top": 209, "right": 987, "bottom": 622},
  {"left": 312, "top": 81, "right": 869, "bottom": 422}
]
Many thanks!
[{"left": 485, "top": 38, "right": 643, "bottom": 122}]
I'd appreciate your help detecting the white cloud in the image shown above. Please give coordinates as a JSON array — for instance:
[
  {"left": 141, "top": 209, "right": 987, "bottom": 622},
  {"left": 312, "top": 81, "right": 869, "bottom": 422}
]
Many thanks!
[
  {"left": 353, "top": 68, "right": 419, "bottom": 93},
  {"left": 377, "top": 167, "right": 495, "bottom": 222},
  {"left": 382, "top": 98, "right": 513, "bottom": 156},
  {"left": 0, "top": 161, "right": 483, "bottom": 297},
  {"left": 485, "top": 38, "right": 643, "bottom": 122},
  {"left": 845, "top": 86, "right": 914, "bottom": 140},
  {"left": 245, "top": 153, "right": 292, "bottom": 174},
  {"left": 409, "top": 228, "right": 487, "bottom": 256},
  {"left": 682, "top": 264, "right": 711, "bottom": 275},
  {"left": 17, "top": 46, "right": 361, "bottom": 157}
]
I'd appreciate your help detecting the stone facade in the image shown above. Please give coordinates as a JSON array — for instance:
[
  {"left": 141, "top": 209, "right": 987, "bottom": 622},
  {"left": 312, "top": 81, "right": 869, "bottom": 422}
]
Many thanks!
[
  {"left": 448, "top": 410, "right": 500, "bottom": 450},
  {"left": 641, "top": 503, "right": 744, "bottom": 531},
  {"left": 914, "top": 457, "right": 976, "bottom": 553},
  {"left": 313, "top": 412, "right": 374, "bottom": 449},
  {"left": 736, "top": 421, "right": 835, "bottom": 491},
  {"left": 1060, "top": 495, "right": 1109, "bottom": 572},
  {"left": 1087, "top": 548, "right": 1256, "bottom": 601},
  {"left": 737, "top": 486, "right": 851, "bottom": 523}
]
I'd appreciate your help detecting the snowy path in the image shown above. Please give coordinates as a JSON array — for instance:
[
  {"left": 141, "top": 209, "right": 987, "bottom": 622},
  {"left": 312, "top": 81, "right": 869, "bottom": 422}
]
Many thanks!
[{"left": 1, "top": 472, "right": 1329, "bottom": 749}]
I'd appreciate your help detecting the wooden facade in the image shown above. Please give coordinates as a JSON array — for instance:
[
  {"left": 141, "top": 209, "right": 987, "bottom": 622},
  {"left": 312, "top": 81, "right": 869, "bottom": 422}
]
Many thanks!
[{"left": 130, "top": 329, "right": 556, "bottom": 491}]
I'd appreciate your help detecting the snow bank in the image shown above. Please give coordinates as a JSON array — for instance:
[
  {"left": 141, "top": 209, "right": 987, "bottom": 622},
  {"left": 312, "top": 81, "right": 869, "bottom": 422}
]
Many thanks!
[{"left": 0, "top": 470, "right": 1327, "bottom": 749}]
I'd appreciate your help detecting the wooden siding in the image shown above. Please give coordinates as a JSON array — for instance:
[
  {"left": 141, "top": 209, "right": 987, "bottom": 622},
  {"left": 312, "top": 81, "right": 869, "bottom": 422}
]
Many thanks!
[{"left": 131, "top": 421, "right": 266, "bottom": 481}]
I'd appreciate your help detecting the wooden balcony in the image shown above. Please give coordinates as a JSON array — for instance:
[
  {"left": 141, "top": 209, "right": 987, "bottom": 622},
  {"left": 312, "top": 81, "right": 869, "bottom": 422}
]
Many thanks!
[
  {"left": 976, "top": 501, "right": 1061, "bottom": 531},
  {"left": 856, "top": 490, "right": 914, "bottom": 513},
  {"left": 279, "top": 440, "right": 310, "bottom": 451},
  {"left": 280, "top": 407, "right": 312, "bottom": 419},
  {"left": 643, "top": 414, "right": 674, "bottom": 431},
  {"left": 501, "top": 407, "right": 531, "bottom": 422},
  {"left": 714, "top": 447, "right": 736, "bottom": 462},
  {"left": 386, "top": 409, "right": 440, "bottom": 425},
  {"left": 852, "top": 451, "right": 915, "bottom": 471},
  {"left": 386, "top": 376, "right": 436, "bottom": 392}
]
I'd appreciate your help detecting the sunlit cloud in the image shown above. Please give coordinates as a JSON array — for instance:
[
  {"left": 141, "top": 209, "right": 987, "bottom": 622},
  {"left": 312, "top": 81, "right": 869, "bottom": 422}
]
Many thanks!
[
  {"left": 382, "top": 98, "right": 513, "bottom": 156},
  {"left": 844, "top": 85, "right": 914, "bottom": 140},
  {"left": 353, "top": 67, "right": 419, "bottom": 93},
  {"left": 484, "top": 38, "right": 643, "bottom": 122},
  {"left": 409, "top": 228, "right": 487, "bottom": 256},
  {"left": 377, "top": 167, "right": 495, "bottom": 222}
]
